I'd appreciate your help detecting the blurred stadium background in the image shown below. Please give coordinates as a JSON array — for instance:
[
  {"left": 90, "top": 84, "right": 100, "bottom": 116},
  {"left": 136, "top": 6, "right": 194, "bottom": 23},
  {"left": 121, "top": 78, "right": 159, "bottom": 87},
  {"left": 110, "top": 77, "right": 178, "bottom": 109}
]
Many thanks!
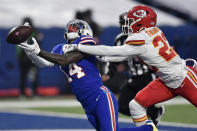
[{"left": 0, "top": 0, "right": 197, "bottom": 130}]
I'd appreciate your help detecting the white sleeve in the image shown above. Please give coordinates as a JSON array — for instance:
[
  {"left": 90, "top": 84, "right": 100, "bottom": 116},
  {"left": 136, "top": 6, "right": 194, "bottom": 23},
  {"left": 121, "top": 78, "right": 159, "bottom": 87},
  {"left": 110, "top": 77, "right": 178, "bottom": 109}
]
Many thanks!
[
  {"left": 25, "top": 51, "right": 55, "bottom": 68},
  {"left": 100, "top": 56, "right": 128, "bottom": 62},
  {"left": 78, "top": 44, "right": 145, "bottom": 56}
]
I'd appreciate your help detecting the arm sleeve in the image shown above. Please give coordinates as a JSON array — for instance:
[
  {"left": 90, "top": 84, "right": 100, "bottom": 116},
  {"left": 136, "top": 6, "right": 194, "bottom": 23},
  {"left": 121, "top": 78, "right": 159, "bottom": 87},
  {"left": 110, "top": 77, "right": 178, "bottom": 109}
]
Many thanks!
[
  {"left": 24, "top": 43, "right": 66, "bottom": 68},
  {"left": 25, "top": 51, "right": 55, "bottom": 67},
  {"left": 78, "top": 44, "right": 146, "bottom": 56},
  {"left": 100, "top": 56, "right": 128, "bottom": 62}
]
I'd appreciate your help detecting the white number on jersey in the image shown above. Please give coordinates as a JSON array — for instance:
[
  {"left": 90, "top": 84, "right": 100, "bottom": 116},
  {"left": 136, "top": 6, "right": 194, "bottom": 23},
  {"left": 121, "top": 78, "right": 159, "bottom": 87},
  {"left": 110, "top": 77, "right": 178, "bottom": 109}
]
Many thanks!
[{"left": 69, "top": 63, "right": 85, "bottom": 79}]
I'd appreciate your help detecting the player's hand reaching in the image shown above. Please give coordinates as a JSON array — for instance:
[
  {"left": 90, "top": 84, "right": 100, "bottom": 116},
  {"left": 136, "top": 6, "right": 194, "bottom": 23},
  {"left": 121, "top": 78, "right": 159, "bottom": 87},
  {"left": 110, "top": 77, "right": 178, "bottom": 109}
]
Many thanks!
[
  {"left": 18, "top": 37, "right": 41, "bottom": 55},
  {"left": 63, "top": 44, "right": 78, "bottom": 54}
]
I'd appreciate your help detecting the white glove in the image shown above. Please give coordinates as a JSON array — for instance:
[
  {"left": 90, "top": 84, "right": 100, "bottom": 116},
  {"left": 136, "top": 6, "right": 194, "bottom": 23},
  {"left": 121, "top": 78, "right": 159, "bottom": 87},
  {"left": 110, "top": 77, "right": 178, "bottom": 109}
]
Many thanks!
[
  {"left": 63, "top": 44, "right": 78, "bottom": 54},
  {"left": 18, "top": 37, "right": 40, "bottom": 55}
]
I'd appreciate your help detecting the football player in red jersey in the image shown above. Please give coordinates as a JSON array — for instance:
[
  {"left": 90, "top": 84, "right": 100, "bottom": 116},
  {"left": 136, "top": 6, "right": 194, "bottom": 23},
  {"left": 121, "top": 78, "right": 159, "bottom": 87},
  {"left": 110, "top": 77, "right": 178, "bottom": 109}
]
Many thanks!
[
  {"left": 99, "top": 12, "right": 165, "bottom": 127},
  {"left": 63, "top": 5, "right": 197, "bottom": 127}
]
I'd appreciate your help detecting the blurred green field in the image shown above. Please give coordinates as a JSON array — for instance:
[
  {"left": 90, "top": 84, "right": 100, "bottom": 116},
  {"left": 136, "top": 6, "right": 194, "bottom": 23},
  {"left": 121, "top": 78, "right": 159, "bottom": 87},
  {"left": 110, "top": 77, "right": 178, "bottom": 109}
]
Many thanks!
[{"left": 27, "top": 104, "right": 197, "bottom": 125}]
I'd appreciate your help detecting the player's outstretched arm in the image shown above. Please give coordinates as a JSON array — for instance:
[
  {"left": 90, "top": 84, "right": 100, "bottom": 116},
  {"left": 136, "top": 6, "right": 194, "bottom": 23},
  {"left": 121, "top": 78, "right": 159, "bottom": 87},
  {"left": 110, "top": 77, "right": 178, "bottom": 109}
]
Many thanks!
[
  {"left": 38, "top": 50, "right": 85, "bottom": 66},
  {"left": 77, "top": 44, "right": 146, "bottom": 56},
  {"left": 25, "top": 50, "right": 55, "bottom": 67},
  {"left": 18, "top": 38, "right": 86, "bottom": 66},
  {"left": 97, "top": 56, "right": 128, "bottom": 62},
  {"left": 18, "top": 38, "right": 55, "bottom": 67}
]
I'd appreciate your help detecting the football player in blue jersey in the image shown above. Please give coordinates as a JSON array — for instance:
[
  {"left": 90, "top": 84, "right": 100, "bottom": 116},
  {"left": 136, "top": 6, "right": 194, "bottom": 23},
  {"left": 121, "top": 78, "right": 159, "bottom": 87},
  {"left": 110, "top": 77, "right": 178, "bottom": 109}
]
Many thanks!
[{"left": 18, "top": 19, "right": 158, "bottom": 131}]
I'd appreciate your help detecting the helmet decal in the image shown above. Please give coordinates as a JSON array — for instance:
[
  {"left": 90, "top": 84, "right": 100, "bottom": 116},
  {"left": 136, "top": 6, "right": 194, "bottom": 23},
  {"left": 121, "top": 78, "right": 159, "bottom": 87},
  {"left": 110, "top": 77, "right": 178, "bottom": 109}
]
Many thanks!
[{"left": 133, "top": 10, "right": 146, "bottom": 18}]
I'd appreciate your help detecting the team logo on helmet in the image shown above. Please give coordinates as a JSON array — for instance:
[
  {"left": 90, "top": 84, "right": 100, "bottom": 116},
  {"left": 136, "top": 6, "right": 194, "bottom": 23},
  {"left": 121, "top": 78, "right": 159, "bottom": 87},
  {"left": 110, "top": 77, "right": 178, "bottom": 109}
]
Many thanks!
[{"left": 133, "top": 10, "right": 146, "bottom": 18}]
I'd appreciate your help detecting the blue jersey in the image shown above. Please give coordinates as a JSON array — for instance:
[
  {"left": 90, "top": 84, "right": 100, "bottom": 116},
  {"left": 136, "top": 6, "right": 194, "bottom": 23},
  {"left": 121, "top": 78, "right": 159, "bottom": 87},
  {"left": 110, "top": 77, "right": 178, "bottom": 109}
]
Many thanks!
[
  {"left": 51, "top": 36, "right": 152, "bottom": 131},
  {"left": 52, "top": 35, "right": 103, "bottom": 101}
]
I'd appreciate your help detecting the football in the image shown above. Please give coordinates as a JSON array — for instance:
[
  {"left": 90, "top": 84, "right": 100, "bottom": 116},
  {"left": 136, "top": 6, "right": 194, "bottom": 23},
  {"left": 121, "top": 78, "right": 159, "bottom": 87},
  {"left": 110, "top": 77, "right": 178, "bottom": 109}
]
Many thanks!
[{"left": 6, "top": 25, "right": 33, "bottom": 44}]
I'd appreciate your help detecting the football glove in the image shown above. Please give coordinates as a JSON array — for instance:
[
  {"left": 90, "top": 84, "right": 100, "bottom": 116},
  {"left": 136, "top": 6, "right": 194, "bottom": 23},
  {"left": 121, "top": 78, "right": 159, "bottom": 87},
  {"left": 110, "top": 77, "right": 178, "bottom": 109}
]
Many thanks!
[
  {"left": 18, "top": 37, "right": 40, "bottom": 55},
  {"left": 63, "top": 44, "right": 78, "bottom": 54}
]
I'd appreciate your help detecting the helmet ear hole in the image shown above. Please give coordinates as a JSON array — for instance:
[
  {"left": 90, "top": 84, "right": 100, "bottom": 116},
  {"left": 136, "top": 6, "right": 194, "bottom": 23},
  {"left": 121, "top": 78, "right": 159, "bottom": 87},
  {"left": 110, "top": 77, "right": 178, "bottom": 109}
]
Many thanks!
[{"left": 137, "top": 24, "right": 142, "bottom": 27}]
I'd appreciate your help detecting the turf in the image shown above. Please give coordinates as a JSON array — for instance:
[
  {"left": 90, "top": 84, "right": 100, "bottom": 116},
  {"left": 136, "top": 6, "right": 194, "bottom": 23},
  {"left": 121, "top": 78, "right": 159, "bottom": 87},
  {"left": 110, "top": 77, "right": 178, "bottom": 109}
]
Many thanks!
[
  {"left": 161, "top": 104, "right": 197, "bottom": 124},
  {"left": 27, "top": 104, "right": 197, "bottom": 125}
]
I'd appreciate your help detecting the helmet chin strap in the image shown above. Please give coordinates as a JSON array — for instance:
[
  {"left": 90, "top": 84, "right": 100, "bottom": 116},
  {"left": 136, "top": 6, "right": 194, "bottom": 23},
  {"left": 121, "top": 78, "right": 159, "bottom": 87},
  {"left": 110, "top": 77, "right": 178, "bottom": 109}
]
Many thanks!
[{"left": 67, "top": 32, "right": 79, "bottom": 40}]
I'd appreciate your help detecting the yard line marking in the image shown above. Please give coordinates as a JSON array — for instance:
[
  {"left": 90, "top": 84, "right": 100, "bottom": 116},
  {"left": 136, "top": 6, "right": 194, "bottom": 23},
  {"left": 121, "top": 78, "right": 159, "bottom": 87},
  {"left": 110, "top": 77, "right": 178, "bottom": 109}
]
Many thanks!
[
  {"left": 0, "top": 99, "right": 81, "bottom": 108},
  {"left": 1, "top": 109, "right": 197, "bottom": 128},
  {"left": 0, "top": 97, "right": 190, "bottom": 109}
]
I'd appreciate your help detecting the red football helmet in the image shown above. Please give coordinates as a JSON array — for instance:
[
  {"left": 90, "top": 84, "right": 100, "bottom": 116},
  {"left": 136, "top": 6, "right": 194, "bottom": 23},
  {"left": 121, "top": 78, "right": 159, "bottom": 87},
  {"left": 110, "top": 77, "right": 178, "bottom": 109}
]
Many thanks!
[{"left": 122, "top": 5, "right": 157, "bottom": 34}]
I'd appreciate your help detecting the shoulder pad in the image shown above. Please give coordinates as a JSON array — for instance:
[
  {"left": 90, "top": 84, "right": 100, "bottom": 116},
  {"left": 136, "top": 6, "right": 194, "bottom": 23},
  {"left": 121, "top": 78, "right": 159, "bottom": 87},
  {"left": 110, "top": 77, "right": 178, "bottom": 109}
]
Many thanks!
[
  {"left": 125, "top": 33, "right": 145, "bottom": 45},
  {"left": 145, "top": 27, "right": 161, "bottom": 37},
  {"left": 79, "top": 35, "right": 96, "bottom": 45}
]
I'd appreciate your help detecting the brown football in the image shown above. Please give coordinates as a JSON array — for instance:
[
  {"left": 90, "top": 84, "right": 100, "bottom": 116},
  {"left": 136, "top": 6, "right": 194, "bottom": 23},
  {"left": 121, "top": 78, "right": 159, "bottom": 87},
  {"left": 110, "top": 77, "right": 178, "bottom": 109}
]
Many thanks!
[{"left": 6, "top": 25, "right": 33, "bottom": 44}]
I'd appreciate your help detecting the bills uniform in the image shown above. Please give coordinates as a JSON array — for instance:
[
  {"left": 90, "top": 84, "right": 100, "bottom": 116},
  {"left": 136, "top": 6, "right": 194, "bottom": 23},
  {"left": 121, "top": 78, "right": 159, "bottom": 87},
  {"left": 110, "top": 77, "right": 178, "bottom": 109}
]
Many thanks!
[
  {"left": 51, "top": 35, "right": 152, "bottom": 131},
  {"left": 77, "top": 27, "right": 197, "bottom": 108},
  {"left": 51, "top": 35, "right": 118, "bottom": 131}
]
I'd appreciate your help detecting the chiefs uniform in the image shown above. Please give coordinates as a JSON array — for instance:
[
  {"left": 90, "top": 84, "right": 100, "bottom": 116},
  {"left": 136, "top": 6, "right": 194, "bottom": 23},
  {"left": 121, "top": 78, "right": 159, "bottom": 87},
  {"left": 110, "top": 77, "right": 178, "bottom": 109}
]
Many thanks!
[
  {"left": 100, "top": 31, "right": 164, "bottom": 126},
  {"left": 126, "top": 27, "right": 187, "bottom": 89}
]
